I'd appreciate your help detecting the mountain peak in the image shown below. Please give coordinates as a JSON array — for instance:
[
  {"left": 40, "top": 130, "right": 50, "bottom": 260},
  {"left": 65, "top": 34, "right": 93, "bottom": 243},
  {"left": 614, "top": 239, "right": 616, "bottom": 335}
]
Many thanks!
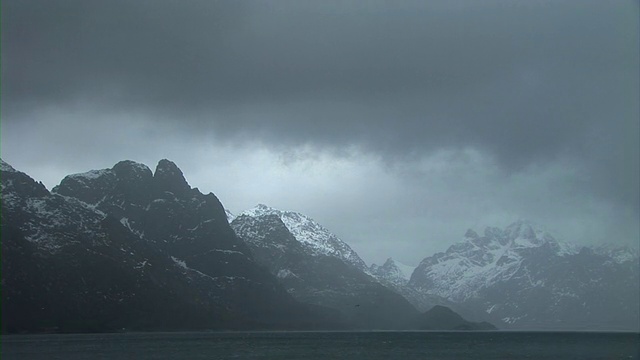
[
  {"left": 155, "top": 159, "right": 182, "bottom": 174},
  {"left": 370, "top": 257, "right": 414, "bottom": 288},
  {"left": 503, "top": 220, "right": 555, "bottom": 248},
  {"left": 250, "top": 203, "right": 278, "bottom": 214},
  {"left": 505, "top": 220, "right": 535, "bottom": 238},
  {"left": 238, "top": 204, "right": 369, "bottom": 271},
  {"left": 464, "top": 229, "right": 479, "bottom": 239},
  {"left": 383, "top": 257, "right": 396, "bottom": 267},
  {"left": 153, "top": 159, "right": 190, "bottom": 195},
  {"left": 0, "top": 159, "right": 50, "bottom": 199},
  {"left": 53, "top": 166, "right": 117, "bottom": 204},
  {"left": 112, "top": 160, "right": 153, "bottom": 180},
  {"left": 371, "top": 257, "right": 398, "bottom": 272},
  {"left": 240, "top": 204, "right": 287, "bottom": 219}
]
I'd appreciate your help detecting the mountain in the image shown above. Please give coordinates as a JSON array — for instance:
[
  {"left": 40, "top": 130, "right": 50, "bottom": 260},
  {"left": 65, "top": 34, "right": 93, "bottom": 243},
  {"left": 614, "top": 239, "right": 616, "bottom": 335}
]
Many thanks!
[
  {"left": 1, "top": 159, "right": 341, "bottom": 333},
  {"left": 231, "top": 206, "right": 420, "bottom": 329},
  {"left": 369, "top": 257, "right": 468, "bottom": 318},
  {"left": 419, "top": 305, "right": 496, "bottom": 331},
  {"left": 239, "top": 204, "right": 370, "bottom": 273},
  {"left": 370, "top": 258, "right": 413, "bottom": 289},
  {"left": 408, "top": 221, "right": 640, "bottom": 330},
  {"left": 2, "top": 158, "right": 492, "bottom": 332}
]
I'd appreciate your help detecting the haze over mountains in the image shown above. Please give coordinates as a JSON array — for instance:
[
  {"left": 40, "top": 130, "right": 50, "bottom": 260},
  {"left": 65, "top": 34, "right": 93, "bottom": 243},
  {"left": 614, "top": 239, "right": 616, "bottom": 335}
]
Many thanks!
[
  {"left": 409, "top": 222, "right": 639, "bottom": 330},
  {"left": 1, "top": 159, "right": 637, "bottom": 332}
]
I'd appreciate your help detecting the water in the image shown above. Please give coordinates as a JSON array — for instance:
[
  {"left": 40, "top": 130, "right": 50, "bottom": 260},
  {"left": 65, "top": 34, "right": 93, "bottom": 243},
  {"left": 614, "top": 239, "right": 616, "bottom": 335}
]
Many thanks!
[{"left": 2, "top": 331, "right": 638, "bottom": 359}]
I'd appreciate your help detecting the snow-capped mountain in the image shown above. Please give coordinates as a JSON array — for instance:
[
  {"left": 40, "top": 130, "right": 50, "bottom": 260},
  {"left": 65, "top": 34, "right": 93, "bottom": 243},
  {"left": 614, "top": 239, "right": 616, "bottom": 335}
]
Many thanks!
[
  {"left": 408, "top": 221, "right": 640, "bottom": 330},
  {"left": 369, "top": 257, "right": 460, "bottom": 314},
  {"left": 1, "top": 160, "right": 107, "bottom": 254},
  {"left": 370, "top": 258, "right": 413, "bottom": 289},
  {"left": 410, "top": 221, "right": 567, "bottom": 302},
  {"left": 239, "top": 204, "right": 369, "bottom": 272},
  {"left": 231, "top": 209, "right": 421, "bottom": 329},
  {"left": 1, "top": 159, "right": 340, "bottom": 333},
  {"left": 231, "top": 208, "right": 493, "bottom": 330},
  {"left": 2, "top": 159, "right": 224, "bottom": 332}
]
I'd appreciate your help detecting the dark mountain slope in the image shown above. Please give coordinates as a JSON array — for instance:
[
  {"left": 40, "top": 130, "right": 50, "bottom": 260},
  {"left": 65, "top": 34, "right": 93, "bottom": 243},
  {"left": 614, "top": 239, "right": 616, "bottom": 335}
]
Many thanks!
[
  {"left": 231, "top": 212, "right": 420, "bottom": 329},
  {"left": 1, "top": 159, "right": 342, "bottom": 333},
  {"left": 419, "top": 305, "right": 496, "bottom": 331}
]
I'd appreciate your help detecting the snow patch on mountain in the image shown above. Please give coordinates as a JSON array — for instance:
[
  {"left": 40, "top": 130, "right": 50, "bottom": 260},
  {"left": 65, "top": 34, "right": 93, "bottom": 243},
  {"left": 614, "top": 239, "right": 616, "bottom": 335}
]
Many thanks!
[
  {"left": 171, "top": 255, "right": 248, "bottom": 289},
  {"left": 225, "top": 209, "right": 235, "bottom": 223},
  {"left": 277, "top": 269, "right": 299, "bottom": 279},
  {"left": 120, "top": 217, "right": 144, "bottom": 238},
  {"left": 68, "top": 169, "right": 112, "bottom": 181},
  {"left": 4, "top": 191, "right": 109, "bottom": 253},
  {"left": 171, "top": 256, "right": 189, "bottom": 270},
  {"left": 232, "top": 214, "right": 288, "bottom": 249},
  {"left": 123, "top": 161, "right": 153, "bottom": 176}
]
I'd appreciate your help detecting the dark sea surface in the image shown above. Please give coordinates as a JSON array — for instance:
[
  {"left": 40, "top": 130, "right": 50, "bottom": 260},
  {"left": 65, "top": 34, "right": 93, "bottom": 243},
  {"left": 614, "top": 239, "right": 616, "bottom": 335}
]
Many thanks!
[{"left": 2, "top": 331, "right": 638, "bottom": 360}]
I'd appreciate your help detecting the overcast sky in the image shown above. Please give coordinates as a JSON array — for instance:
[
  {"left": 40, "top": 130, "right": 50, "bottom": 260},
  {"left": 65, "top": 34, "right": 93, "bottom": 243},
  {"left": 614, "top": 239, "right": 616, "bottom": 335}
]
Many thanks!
[{"left": 2, "top": 0, "right": 638, "bottom": 266}]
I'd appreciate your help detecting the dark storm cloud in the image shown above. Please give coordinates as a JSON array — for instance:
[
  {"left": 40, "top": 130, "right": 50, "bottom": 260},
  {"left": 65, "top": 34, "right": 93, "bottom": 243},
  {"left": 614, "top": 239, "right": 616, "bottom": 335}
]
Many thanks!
[{"left": 2, "top": 0, "right": 638, "bottom": 211}]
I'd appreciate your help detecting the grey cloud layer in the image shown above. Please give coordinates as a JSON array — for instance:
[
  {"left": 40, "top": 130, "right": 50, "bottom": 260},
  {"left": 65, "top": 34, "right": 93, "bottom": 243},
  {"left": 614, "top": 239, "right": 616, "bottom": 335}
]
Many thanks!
[{"left": 3, "top": 0, "right": 638, "bottom": 213}]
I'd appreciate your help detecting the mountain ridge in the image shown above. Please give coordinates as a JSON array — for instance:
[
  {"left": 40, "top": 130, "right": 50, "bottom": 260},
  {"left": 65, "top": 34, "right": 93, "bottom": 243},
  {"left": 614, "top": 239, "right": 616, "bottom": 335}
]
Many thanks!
[
  {"left": 4, "top": 157, "right": 634, "bottom": 332},
  {"left": 408, "top": 221, "right": 639, "bottom": 330},
  {"left": 2, "top": 158, "right": 490, "bottom": 333},
  {"left": 230, "top": 210, "right": 421, "bottom": 329},
  {"left": 1, "top": 158, "right": 344, "bottom": 332},
  {"left": 238, "top": 204, "right": 370, "bottom": 273}
]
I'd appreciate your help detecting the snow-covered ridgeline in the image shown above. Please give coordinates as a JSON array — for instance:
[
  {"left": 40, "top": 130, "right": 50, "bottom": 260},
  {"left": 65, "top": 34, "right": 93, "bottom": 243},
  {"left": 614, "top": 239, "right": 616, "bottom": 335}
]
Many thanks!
[
  {"left": 410, "top": 220, "right": 638, "bottom": 303},
  {"left": 238, "top": 204, "right": 369, "bottom": 272},
  {"left": 411, "top": 222, "right": 556, "bottom": 301},
  {"left": 67, "top": 169, "right": 112, "bottom": 180}
]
